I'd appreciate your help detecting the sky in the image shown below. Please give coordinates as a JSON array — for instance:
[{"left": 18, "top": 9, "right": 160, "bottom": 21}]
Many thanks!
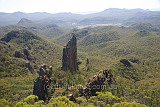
[{"left": 0, "top": 0, "right": 160, "bottom": 14}]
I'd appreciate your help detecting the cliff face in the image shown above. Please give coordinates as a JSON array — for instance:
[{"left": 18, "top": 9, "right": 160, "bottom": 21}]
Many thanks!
[{"left": 61, "top": 33, "right": 78, "bottom": 72}]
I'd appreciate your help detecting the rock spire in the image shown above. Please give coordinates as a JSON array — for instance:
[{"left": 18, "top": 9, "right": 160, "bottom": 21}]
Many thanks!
[{"left": 61, "top": 33, "right": 78, "bottom": 72}]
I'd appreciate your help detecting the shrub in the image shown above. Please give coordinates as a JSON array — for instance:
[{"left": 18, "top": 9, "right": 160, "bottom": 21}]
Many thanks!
[
  {"left": 0, "top": 99, "right": 9, "bottom": 107},
  {"left": 23, "top": 95, "right": 38, "bottom": 104},
  {"left": 48, "top": 96, "right": 76, "bottom": 107},
  {"left": 112, "top": 102, "right": 148, "bottom": 107}
]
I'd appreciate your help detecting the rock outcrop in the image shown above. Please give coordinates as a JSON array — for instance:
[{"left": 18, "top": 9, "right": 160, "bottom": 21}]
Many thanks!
[
  {"left": 14, "top": 49, "right": 35, "bottom": 72},
  {"left": 15, "top": 49, "right": 32, "bottom": 60},
  {"left": 15, "top": 51, "right": 25, "bottom": 58},
  {"left": 85, "top": 58, "right": 90, "bottom": 71},
  {"left": 61, "top": 33, "right": 78, "bottom": 72},
  {"left": 1, "top": 31, "right": 20, "bottom": 42},
  {"left": 120, "top": 59, "right": 132, "bottom": 67},
  {"left": 33, "top": 65, "right": 53, "bottom": 102},
  {"left": 79, "top": 70, "right": 115, "bottom": 98},
  {"left": 23, "top": 49, "right": 32, "bottom": 60},
  {"left": 129, "top": 58, "right": 141, "bottom": 64},
  {"left": 1, "top": 30, "right": 41, "bottom": 43}
]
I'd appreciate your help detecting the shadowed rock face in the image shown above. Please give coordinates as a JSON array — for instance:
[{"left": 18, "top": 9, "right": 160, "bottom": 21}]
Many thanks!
[
  {"left": 33, "top": 65, "right": 53, "bottom": 102},
  {"left": 61, "top": 34, "right": 78, "bottom": 72}
]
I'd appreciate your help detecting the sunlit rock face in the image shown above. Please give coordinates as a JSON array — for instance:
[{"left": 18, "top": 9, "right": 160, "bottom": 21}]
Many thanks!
[{"left": 61, "top": 33, "right": 78, "bottom": 72}]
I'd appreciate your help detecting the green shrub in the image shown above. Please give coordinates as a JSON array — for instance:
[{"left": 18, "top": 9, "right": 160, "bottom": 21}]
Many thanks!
[
  {"left": 112, "top": 102, "right": 148, "bottom": 107},
  {"left": 23, "top": 95, "right": 38, "bottom": 104},
  {"left": 48, "top": 96, "right": 76, "bottom": 107},
  {"left": 0, "top": 99, "right": 9, "bottom": 107}
]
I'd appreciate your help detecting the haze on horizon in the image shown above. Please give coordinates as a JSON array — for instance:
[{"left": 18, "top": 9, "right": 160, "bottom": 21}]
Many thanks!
[{"left": 0, "top": 0, "right": 160, "bottom": 14}]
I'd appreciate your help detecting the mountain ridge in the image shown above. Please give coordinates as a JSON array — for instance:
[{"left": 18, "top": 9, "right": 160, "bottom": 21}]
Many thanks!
[{"left": 0, "top": 8, "right": 160, "bottom": 26}]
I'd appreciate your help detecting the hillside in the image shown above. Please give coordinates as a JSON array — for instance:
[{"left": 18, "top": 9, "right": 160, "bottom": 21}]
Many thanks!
[
  {"left": 0, "top": 30, "right": 62, "bottom": 76},
  {"left": 0, "top": 22, "right": 65, "bottom": 39},
  {"left": 55, "top": 24, "right": 160, "bottom": 69},
  {"left": 0, "top": 22, "right": 160, "bottom": 106},
  {"left": 54, "top": 23, "right": 160, "bottom": 106},
  {"left": 0, "top": 29, "right": 63, "bottom": 104}
]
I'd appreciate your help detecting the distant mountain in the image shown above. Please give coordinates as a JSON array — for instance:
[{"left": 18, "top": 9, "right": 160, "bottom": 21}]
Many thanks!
[
  {"left": 0, "top": 8, "right": 160, "bottom": 26},
  {"left": 86, "top": 8, "right": 148, "bottom": 18},
  {"left": 18, "top": 18, "right": 32, "bottom": 24},
  {"left": 79, "top": 8, "right": 160, "bottom": 26},
  {"left": 0, "top": 12, "right": 52, "bottom": 25}
]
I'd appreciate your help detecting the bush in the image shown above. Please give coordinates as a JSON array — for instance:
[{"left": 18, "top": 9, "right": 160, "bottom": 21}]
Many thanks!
[
  {"left": 0, "top": 99, "right": 9, "bottom": 107},
  {"left": 34, "top": 100, "right": 45, "bottom": 107},
  {"left": 24, "top": 95, "right": 38, "bottom": 105},
  {"left": 48, "top": 96, "right": 76, "bottom": 107},
  {"left": 16, "top": 102, "right": 27, "bottom": 107},
  {"left": 112, "top": 102, "right": 148, "bottom": 107},
  {"left": 76, "top": 97, "right": 87, "bottom": 104}
]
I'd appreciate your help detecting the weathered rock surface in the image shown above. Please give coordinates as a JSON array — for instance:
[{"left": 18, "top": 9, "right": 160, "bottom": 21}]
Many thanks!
[
  {"left": 61, "top": 33, "right": 78, "bottom": 72},
  {"left": 33, "top": 77, "right": 48, "bottom": 101},
  {"left": 33, "top": 65, "right": 53, "bottom": 102},
  {"left": 79, "top": 70, "right": 115, "bottom": 97}
]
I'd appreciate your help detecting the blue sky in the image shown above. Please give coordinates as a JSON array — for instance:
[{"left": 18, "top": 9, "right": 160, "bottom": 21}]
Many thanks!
[{"left": 0, "top": 0, "right": 160, "bottom": 13}]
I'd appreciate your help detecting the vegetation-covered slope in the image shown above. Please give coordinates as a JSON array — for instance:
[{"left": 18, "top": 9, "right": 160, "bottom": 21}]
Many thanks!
[
  {"left": 0, "top": 30, "right": 62, "bottom": 76},
  {"left": 0, "top": 29, "right": 62, "bottom": 105},
  {"left": 0, "top": 23, "right": 160, "bottom": 107},
  {"left": 54, "top": 23, "right": 160, "bottom": 106}
]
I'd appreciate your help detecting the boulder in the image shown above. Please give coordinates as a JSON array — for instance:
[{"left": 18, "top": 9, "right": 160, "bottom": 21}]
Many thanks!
[
  {"left": 23, "top": 49, "right": 32, "bottom": 60},
  {"left": 129, "top": 58, "right": 141, "bottom": 64},
  {"left": 120, "top": 59, "right": 132, "bottom": 67},
  {"left": 14, "top": 51, "right": 24, "bottom": 58}
]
